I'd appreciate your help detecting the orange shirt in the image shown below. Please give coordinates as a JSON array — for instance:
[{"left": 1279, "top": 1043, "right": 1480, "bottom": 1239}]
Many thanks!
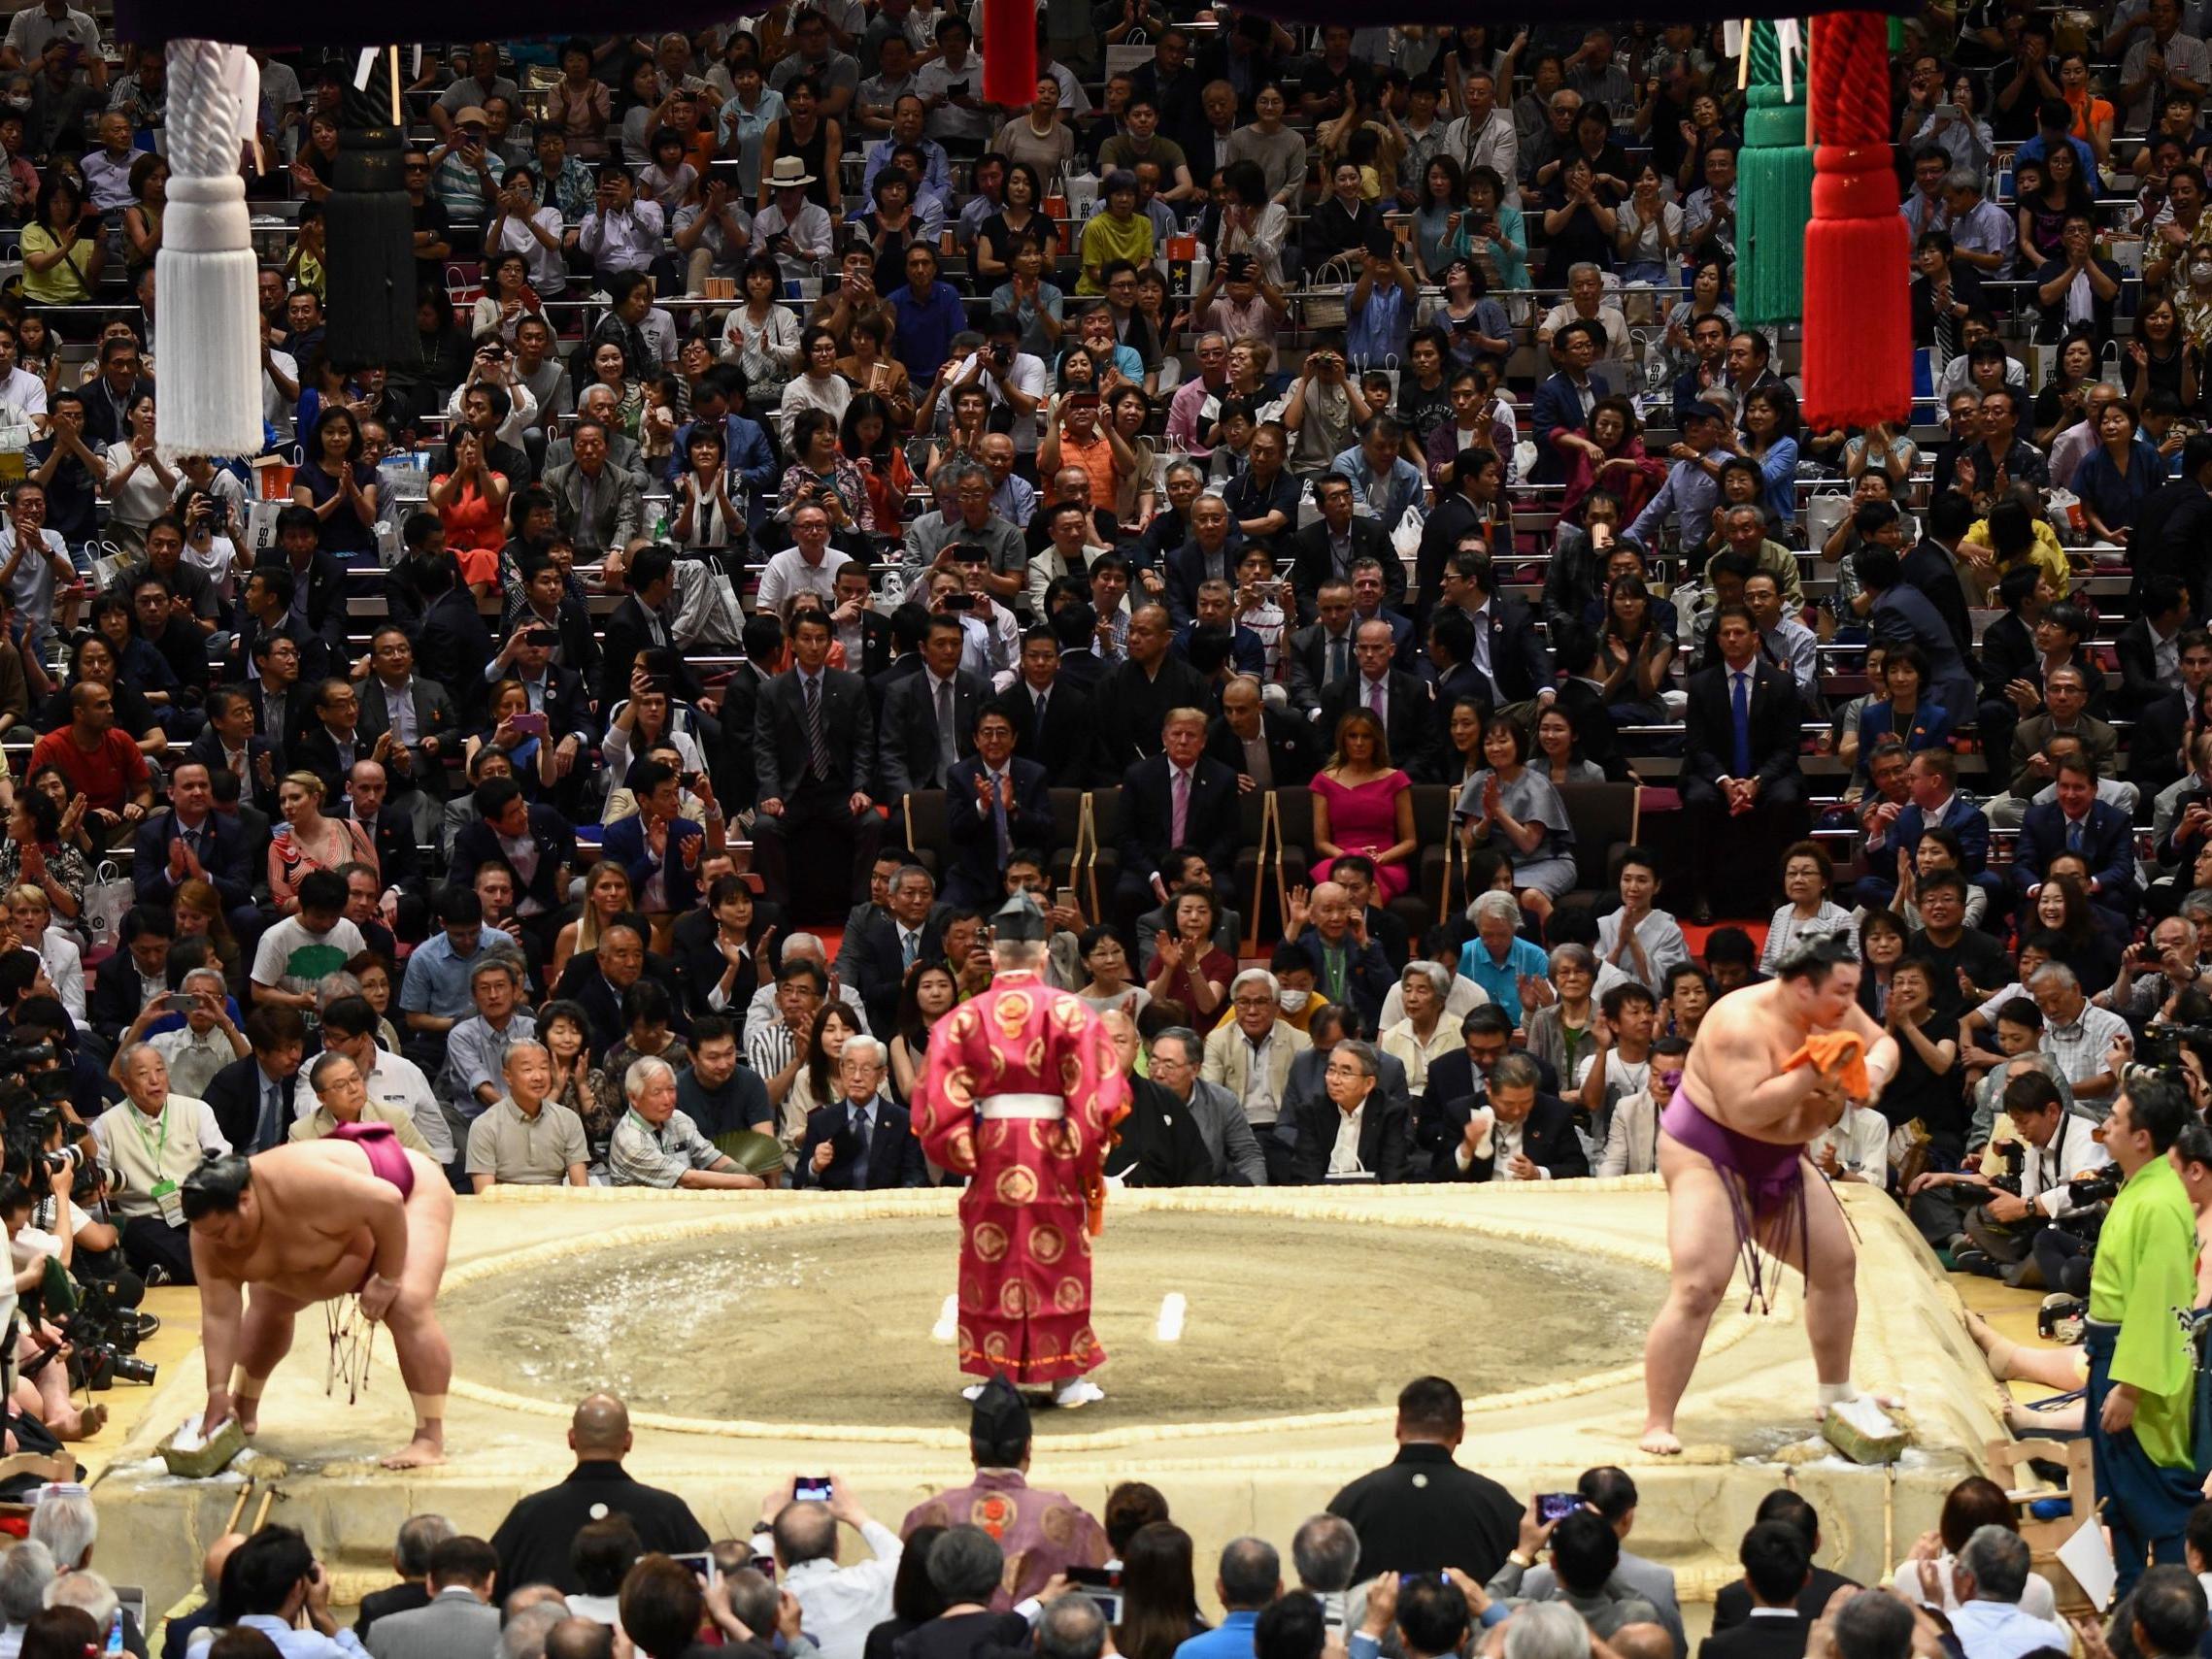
[{"left": 1056, "top": 427, "right": 1122, "bottom": 508}]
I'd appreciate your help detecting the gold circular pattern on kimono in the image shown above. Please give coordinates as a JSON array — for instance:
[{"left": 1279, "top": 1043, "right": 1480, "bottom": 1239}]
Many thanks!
[
  {"left": 1053, "top": 1276, "right": 1087, "bottom": 1312},
  {"left": 972, "top": 1491, "right": 1014, "bottom": 1536},
  {"left": 1029, "top": 1223, "right": 1065, "bottom": 1263},
  {"left": 1038, "top": 1503, "right": 1078, "bottom": 1545},
  {"left": 1023, "top": 1037, "right": 1049, "bottom": 1072},
  {"left": 954, "top": 1326, "right": 974, "bottom": 1360},
  {"left": 948, "top": 1125, "right": 976, "bottom": 1169},
  {"left": 1050, "top": 999, "right": 1089, "bottom": 1035},
  {"left": 1058, "top": 1053, "right": 1085, "bottom": 1094},
  {"left": 981, "top": 1329, "right": 1013, "bottom": 1364},
  {"left": 942, "top": 1067, "right": 976, "bottom": 1111},
  {"left": 947, "top": 1006, "right": 982, "bottom": 1042},
  {"left": 1069, "top": 1324, "right": 1102, "bottom": 1366},
  {"left": 999, "top": 1280, "right": 1037, "bottom": 1316},
  {"left": 992, "top": 991, "right": 1035, "bottom": 1037},
  {"left": 972, "top": 1222, "right": 1010, "bottom": 1263},
  {"left": 995, "top": 1166, "right": 1039, "bottom": 1204},
  {"left": 983, "top": 1119, "right": 1014, "bottom": 1151}
]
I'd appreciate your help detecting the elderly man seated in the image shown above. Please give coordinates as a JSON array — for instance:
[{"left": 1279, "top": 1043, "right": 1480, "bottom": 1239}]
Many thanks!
[
  {"left": 1154, "top": 1024, "right": 1269, "bottom": 1186},
  {"left": 1948, "top": 1527, "right": 2070, "bottom": 1659},
  {"left": 1290, "top": 1039, "right": 1409, "bottom": 1183},
  {"left": 290, "top": 1050, "right": 433, "bottom": 1152},
  {"left": 1458, "top": 892, "right": 1553, "bottom": 1028},
  {"left": 1438, "top": 1052, "right": 1591, "bottom": 1182},
  {"left": 796, "top": 1036, "right": 927, "bottom": 1189},
  {"left": 607, "top": 1058, "right": 767, "bottom": 1189},
  {"left": 1200, "top": 969, "right": 1307, "bottom": 1184},
  {"left": 1283, "top": 881, "right": 1392, "bottom": 1031},
  {"left": 467, "top": 1043, "right": 590, "bottom": 1190}
]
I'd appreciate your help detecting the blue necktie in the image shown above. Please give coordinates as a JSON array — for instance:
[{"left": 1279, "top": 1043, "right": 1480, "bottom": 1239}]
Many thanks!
[
  {"left": 852, "top": 1106, "right": 872, "bottom": 1188},
  {"left": 1729, "top": 672, "right": 1752, "bottom": 780},
  {"left": 2067, "top": 818, "right": 2085, "bottom": 854},
  {"left": 256, "top": 1078, "right": 284, "bottom": 1151}
]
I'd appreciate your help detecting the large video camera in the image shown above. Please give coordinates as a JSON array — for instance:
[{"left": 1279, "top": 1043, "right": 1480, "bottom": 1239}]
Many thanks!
[{"left": 2135, "top": 1023, "right": 2212, "bottom": 1071}]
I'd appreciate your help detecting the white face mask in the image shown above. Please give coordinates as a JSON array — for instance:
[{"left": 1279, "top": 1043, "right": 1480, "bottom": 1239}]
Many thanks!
[{"left": 1278, "top": 987, "right": 1312, "bottom": 1013}]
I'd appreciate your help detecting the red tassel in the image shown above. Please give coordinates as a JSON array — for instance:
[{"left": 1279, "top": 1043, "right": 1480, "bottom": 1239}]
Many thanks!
[
  {"left": 982, "top": 0, "right": 1037, "bottom": 111},
  {"left": 1800, "top": 14, "right": 1911, "bottom": 431}
]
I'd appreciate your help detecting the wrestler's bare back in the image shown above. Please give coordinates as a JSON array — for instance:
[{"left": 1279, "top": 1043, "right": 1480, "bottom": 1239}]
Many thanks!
[
  {"left": 1682, "top": 976, "right": 1896, "bottom": 1145},
  {"left": 192, "top": 1140, "right": 447, "bottom": 1304}
]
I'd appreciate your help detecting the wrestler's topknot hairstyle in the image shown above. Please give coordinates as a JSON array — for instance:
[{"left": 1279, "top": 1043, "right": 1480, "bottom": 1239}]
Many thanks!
[
  {"left": 1775, "top": 933, "right": 1858, "bottom": 984},
  {"left": 180, "top": 1151, "right": 253, "bottom": 1219}
]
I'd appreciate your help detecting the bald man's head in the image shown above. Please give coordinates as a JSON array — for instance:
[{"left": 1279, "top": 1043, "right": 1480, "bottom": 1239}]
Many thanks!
[
  {"left": 1609, "top": 1625, "right": 1673, "bottom": 1659},
  {"left": 570, "top": 1392, "right": 632, "bottom": 1458},
  {"left": 545, "top": 1618, "right": 615, "bottom": 1659}
]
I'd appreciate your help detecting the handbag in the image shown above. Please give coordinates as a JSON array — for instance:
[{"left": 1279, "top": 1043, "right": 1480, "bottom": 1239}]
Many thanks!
[
  {"left": 81, "top": 861, "right": 135, "bottom": 949},
  {"left": 1302, "top": 252, "right": 1358, "bottom": 332}
]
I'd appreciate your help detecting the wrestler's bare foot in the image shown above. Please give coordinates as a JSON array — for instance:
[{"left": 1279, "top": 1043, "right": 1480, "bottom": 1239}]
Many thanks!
[
  {"left": 234, "top": 1402, "right": 258, "bottom": 1437},
  {"left": 380, "top": 1431, "right": 444, "bottom": 1470},
  {"left": 1964, "top": 1311, "right": 2018, "bottom": 1378},
  {"left": 58, "top": 1404, "right": 106, "bottom": 1442},
  {"left": 1637, "top": 1425, "right": 1682, "bottom": 1455}
]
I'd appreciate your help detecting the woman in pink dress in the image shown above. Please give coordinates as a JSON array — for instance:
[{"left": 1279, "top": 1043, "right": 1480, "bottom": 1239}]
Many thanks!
[{"left": 1310, "top": 710, "right": 1418, "bottom": 901}]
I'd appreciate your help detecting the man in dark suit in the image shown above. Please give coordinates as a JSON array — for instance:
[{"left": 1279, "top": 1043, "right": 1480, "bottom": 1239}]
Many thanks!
[
  {"left": 130, "top": 760, "right": 257, "bottom": 935},
  {"left": 262, "top": 508, "right": 349, "bottom": 653},
  {"left": 1290, "top": 1038, "right": 1410, "bottom": 1182},
  {"left": 1699, "top": 1523, "right": 1814, "bottom": 1659},
  {"left": 450, "top": 779, "right": 578, "bottom": 928},
  {"left": 2132, "top": 432, "right": 2212, "bottom": 621},
  {"left": 599, "top": 546, "right": 701, "bottom": 713},
  {"left": 355, "top": 627, "right": 463, "bottom": 816},
  {"left": 2014, "top": 756, "right": 2137, "bottom": 918},
  {"left": 509, "top": 547, "right": 604, "bottom": 690},
  {"left": 1285, "top": 475, "right": 1401, "bottom": 621},
  {"left": 850, "top": 864, "right": 945, "bottom": 1034},
  {"left": 827, "top": 564, "right": 895, "bottom": 680},
  {"left": 2116, "top": 577, "right": 2192, "bottom": 719},
  {"left": 1851, "top": 747, "right": 1993, "bottom": 912},
  {"left": 1008, "top": 625, "right": 1102, "bottom": 788},
  {"left": 244, "top": 631, "right": 317, "bottom": 760},
  {"left": 794, "top": 1059, "right": 929, "bottom": 1189},
  {"left": 199, "top": 1006, "right": 310, "bottom": 1154},
  {"left": 553, "top": 918, "right": 687, "bottom": 1052},
  {"left": 1901, "top": 489, "right": 1977, "bottom": 661},
  {"left": 1530, "top": 324, "right": 1614, "bottom": 486},
  {"left": 226, "top": 562, "right": 333, "bottom": 688},
  {"left": 943, "top": 705, "right": 1053, "bottom": 909},
  {"left": 1424, "top": 609, "right": 1491, "bottom": 764},
  {"left": 1318, "top": 618, "right": 1434, "bottom": 775},
  {"left": 85, "top": 906, "right": 171, "bottom": 1046},
  {"left": 1708, "top": 1495, "right": 1857, "bottom": 1632},
  {"left": 1097, "top": 605, "right": 1209, "bottom": 770},
  {"left": 1287, "top": 580, "right": 1362, "bottom": 720},
  {"left": 1206, "top": 675, "right": 1314, "bottom": 790},
  {"left": 488, "top": 1393, "right": 710, "bottom": 1595},
  {"left": 411, "top": 553, "right": 496, "bottom": 727},
  {"left": 715, "top": 616, "right": 782, "bottom": 810},
  {"left": 1116, "top": 707, "right": 1241, "bottom": 927},
  {"left": 1975, "top": 563, "right": 2050, "bottom": 772},
  {"left": 752, "top": 609, "right": 883, "bottom": 923},
  {"left": 339, "top": 759, "right": 423, "bottom": 896},
  {"left": 1681, "top": 605, "right": 1805, "bottom": 922},
  {"left": 1549, "top": 623, "right": 1624, "bottom": 780},
  {"left": 1434, "top": 1053, "right": 1591, "bottom": 1181},
  {"left": 189, "top": 687, "right": 282, "bottom": 816},
  {"left": 1448, "top": 550, "right": 1552, "bottom": 706},
  {"left": 877, "top": 616, "right": 989, "bottom": 799},
  {"left": 1324, "top": 1374, "right": 1523, "bottom": 1579},
  {"left": 2131, "top": 627, "right": 2212, "bottom": 797},
  {"left": 289, "top": 677, "right": 374, "bottom": 800},
  {"left": 352, "top": 1516, "right": 446, "bottom": 1642},
  {"left": 1856, "top": 535, "right": 1977, "bottom": 725},
  {"left": 1173, "top": 584, "right": 1266, "bottom": 680},
  {"left": 1161, "top": 495, "right": 1244, "bottom": 625},
  {"left": 1413, "top": 449, "right": 1500, "bottom": 622}
]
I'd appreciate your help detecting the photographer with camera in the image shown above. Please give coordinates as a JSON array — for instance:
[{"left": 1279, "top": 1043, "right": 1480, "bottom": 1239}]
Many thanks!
[
  {"left": 2083, "top": 1060, "right": 2204, "bottom": 1593},
  {"left": 1910, "top": 1071, "right": 2113, "bottom": 1287}
]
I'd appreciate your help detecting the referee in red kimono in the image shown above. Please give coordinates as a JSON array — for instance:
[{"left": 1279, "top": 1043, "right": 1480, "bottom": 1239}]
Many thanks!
[{"left": 914, "top": 895, "right": 1130, "bottom": 1409}]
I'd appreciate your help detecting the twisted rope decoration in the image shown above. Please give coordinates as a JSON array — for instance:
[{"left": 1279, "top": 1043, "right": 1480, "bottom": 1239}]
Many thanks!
[
  {"left": 1801, "top": 12, "right": 1911, "bottom": 430},
  {"left": 155, "top": 40, "right": 264, "bottom": 460}
]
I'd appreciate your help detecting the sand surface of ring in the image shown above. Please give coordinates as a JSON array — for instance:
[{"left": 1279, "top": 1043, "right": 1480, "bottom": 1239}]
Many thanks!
[{"left": 441, "top": 1209, "right": 1667, "bottom": 1425}]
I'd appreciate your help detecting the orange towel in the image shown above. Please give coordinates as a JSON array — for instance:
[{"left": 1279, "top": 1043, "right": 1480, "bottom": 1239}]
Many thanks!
[{"left": 1783, "top": 1030, "right": 1870, "bottom": 1098}]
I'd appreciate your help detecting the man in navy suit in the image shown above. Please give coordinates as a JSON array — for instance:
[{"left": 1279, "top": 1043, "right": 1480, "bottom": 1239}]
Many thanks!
[
  {"left": 1444, "top": 550, "right": 1553, "bottom": 706},
  {"left": 1856, "top": 537, "right": 1976, "bottom": 726},
  {"left": 852, "top": 864, "right": 945, "bottom": 1034},
  {"left": 877, "top": 616, "right": 990, "bottom": 798},
  {"left": 1173, "top": 581, "right": 1266, "bottom": 679},
  {"left": 1852, "top": 747, "right": 1994, "bottom": 912},
  {"left": 2015, "top": 754, "right": 2138, "bottom": 918},
  {"left": 601, "top": 759, "right": 710, "bottom": 918},
  {"left": 1285, "top": 477, "right": 1401, "bottom": 622},
  {"left": 943, "top": 705, "right": 1054, "bottom": 909},
  {"left": 1162, "top": 495, "right": 1244, "bottom": 627},
  {"left": 1530, "top": 321, "right": 1613, "bottom": 485},
  {"left": 1116, "top": 707, "right": 1241, "bottom": 929},
  {"left": 130, "top": 759, "right": 258, "bottom": 939},
  {"left": 450, "top": 779, "right": 579, "bottom": 942},
  {"left": 1680, "top": 605, "right": 1804, "bottom": 922},
  {"left": 1434, "top": 1052, "right": 1592, "bottom": 1181},
  {"left": 796, "top": 1036, "right": 928, "bottom": 1188}
]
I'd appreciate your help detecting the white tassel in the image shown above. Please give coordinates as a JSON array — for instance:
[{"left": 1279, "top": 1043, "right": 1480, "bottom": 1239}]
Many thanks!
[{"left": 154, "top": 40, "right": 262, "bottom": 461}]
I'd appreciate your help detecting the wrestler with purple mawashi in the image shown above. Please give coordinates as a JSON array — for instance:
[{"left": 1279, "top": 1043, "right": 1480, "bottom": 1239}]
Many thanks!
[{"left": 1639, "top": 935, "right": 1899, "bottom": 1456}]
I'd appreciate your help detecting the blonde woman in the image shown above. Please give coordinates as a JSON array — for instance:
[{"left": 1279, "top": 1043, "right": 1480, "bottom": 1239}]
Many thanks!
[
  {"left": 269, "top": 772, "right": 377, "bottom": 914},
  {"left": 550, "top": 863, "right": 636, "bottom": 987}
]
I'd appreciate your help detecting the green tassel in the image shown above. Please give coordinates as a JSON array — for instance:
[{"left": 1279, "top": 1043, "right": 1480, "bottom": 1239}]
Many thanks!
[{"left": 1736, "top": 20, "right": 1813, "bottom": 328}]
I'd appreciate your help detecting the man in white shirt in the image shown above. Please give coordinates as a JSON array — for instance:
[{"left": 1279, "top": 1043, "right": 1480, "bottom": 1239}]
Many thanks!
[
  {"left": 318, "top": 991, "right": 454, "bottom": 1169},
  {"left": 1947, "top": 1527, "right": 2071, "bottom": 1659},
  {"left": 0, "top": 320, "right": 47, "bottom": 422},
  {"left": 577, "top": 165, "right": 666, "bottom": 283},
  {"left": 1937, "top": 1069, "right": 2111, "bottom": 1285},
  {"left": 755, "top": 504, "right": 853, "bottom": 618},
  {"left": 765, "top": 1481, "right": 903, "bottom": 1659}
]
